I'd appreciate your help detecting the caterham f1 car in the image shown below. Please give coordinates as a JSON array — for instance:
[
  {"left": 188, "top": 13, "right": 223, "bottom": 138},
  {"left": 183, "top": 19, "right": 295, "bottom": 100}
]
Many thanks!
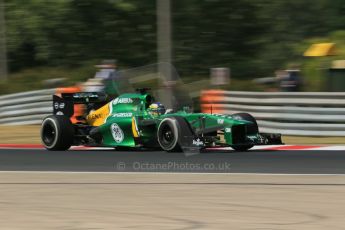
[
  {"left": 41, "top": 89, "right": 282, "bottom": 153},
  {"left": 41, "top": 64, "right": 282, "bottom": 153}
]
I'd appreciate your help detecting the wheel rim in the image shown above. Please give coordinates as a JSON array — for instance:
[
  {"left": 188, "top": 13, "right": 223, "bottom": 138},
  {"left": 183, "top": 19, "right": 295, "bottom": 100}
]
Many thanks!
[
  {"left": 42, "top": 122, "right": 56, "bottom": 146},
  {"left": 162, "top": 125, "right": 174, "bottom": 144},
  {"left": 160, "top": 124, "right": 176, "bottom": 149}
]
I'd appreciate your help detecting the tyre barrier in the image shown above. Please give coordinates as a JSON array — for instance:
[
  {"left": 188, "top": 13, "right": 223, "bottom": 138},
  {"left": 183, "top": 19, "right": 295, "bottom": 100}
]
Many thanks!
[
  {"left": 0, "top": 86, "right": 88, "bottom": 125},
  {"left": 201, "top": 90, "right": 345, "bottom": 136},
  {"left": 0, "top": 89, "right": 56, "bottom": 125},
  {"left": 3, "top": 88, "right": 345, "bottom": 137}
]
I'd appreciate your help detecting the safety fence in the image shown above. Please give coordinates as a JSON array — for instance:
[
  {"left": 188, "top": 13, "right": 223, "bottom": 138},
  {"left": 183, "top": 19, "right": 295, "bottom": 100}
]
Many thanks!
[
  {"left": 0, "top": 89, "right": 55, "bottom": 125},
  {"left": 201, "top": 90, "right": 345, "bottom": 136}
]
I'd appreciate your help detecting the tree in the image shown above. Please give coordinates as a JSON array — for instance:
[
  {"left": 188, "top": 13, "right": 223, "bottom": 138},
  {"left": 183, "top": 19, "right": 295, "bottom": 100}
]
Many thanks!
[{"left": 173, "top": 0, "right": 265, "bottom": 78}]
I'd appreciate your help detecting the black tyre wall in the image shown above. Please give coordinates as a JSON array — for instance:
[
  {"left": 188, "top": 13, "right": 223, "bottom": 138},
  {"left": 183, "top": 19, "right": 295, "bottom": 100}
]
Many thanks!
[{"left": 41, "top": 115, "right": 74, "bottom": 150}]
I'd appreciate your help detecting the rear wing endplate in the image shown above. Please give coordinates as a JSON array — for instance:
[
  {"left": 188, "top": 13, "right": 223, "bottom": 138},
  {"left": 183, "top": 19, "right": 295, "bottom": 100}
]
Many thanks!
[{"left": 53, "top": 92, "right": 107, "bottom": 117}]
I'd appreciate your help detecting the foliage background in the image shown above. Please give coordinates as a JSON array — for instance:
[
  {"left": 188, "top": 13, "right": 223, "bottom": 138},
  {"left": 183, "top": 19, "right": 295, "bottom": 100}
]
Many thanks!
[{"left": 1, "top": 0, "right": 345, "bottom": 94}]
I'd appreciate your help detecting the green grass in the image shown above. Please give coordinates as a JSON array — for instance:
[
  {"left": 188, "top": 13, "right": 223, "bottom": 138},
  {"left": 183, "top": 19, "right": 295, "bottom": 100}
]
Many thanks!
[{"left": 283, "top": 136, "right": 345, "bottom": 145}]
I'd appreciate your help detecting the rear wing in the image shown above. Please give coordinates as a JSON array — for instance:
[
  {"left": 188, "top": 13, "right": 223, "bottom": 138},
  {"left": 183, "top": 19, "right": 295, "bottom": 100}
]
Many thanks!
[
  {"left": 53, "top": 92, "right": 108, "bottom": 118},
  {"left": 60, "top": 92, "right": 107, "bottom": 103}
]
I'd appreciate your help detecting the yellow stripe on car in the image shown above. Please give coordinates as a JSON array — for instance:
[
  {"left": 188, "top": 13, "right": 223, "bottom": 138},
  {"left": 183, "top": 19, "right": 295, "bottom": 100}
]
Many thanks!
[
  {"left": 86, "top": 103, "right": 110, "bottom": 126},
  {"left": 132, "top": 117, "right": 139, "bottom": 138}
]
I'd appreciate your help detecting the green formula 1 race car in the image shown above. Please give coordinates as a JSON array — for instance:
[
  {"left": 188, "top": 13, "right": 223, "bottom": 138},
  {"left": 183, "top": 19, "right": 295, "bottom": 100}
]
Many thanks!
[{"left": 40, "top": 64, "right": 282, "bottom": 153}]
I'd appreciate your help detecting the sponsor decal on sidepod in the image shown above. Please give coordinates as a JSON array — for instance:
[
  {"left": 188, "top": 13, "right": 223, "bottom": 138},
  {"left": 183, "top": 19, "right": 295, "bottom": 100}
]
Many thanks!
[{"left": 111, "top": 123, "right": 124, "bottom": 143}]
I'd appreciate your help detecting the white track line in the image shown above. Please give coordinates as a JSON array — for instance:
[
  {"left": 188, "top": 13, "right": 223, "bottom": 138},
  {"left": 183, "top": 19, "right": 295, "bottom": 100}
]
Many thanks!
[
  {"left": 307, "top": 146, "right": 345, "bottom": 151},
  {"left": 0, "top": 171, "right": 344, "bottom": 176}
]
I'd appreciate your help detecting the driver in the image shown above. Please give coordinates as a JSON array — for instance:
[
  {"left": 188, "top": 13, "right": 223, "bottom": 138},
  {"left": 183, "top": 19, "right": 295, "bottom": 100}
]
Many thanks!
[{"left": 148, "top": 102, "right": 166, "bottom": 116}]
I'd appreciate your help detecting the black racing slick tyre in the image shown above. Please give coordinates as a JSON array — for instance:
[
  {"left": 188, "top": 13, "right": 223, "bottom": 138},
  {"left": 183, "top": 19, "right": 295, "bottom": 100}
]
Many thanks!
[
  {"left": 231, "top": 145, "right": 253, "bottom": 151},
  {"left": 41, "top": 115, "right": 74, "bottom": 151},
  {"left": 157, "top": 117, "right": 193, "bottom": 152},
  {"left": 231, "top": 113, "right": 258, "bottom": 151},
  {"left": 231, "top": 112, "right": 259, "bottom": 134}
]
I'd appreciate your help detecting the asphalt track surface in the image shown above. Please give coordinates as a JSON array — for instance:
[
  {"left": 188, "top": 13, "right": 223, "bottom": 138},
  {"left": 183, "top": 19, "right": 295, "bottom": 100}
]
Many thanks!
[{"left": 0, "top": 149, "right": 345, "bottom": 174}]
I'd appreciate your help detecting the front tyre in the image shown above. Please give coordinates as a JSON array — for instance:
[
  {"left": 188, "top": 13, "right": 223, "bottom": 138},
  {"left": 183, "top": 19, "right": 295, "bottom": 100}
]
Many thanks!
[
  {"left": 41, "top": 115, "right": 74, "bottom": 150},
  {"left": 157, "top": 117, "right": 193, "bottom": 152},
  {"left": 157, "top": 118, "right": 180, "bottom": 152},
  {"left": 230, "top": 145, "right": 253, "bottom": 151},
  {"left": 231, "top": 112, "right": 258, "bottom": 134},
  {"left": 231, "top": 112, "right": 257, "bottom": 151}
]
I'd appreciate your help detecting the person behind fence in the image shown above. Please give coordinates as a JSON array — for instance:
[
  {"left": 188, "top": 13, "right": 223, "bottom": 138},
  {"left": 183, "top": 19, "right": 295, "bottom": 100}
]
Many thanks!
[
  {"left": 279, "top": 65, "right": 303, "bottom": 92},
  {"left": 94, "top": 59, "right": 119, "bottom": 96}
]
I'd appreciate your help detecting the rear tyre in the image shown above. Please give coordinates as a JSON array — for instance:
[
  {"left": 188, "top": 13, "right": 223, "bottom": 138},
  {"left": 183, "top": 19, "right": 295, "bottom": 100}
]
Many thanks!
[
  {"left": 41, "top": 115, "right": 74, "bottom": 150},
  {"left": 157, "top": 117, "right": 193, "bottom": 152},
  {"left": 114, "top": 146, "right": 133, "bottom": 151},
  {"left": 231, "top": 145, "right": 253, "bottom": 151},
  {"left": 231, "top": 113, "right": 258, "bottom": 151}
]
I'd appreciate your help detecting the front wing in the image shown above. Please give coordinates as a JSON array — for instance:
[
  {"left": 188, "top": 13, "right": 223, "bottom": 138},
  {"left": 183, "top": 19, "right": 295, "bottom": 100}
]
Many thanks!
[{"left": 179, "top": 133, "right": 283, "bottom": 155}]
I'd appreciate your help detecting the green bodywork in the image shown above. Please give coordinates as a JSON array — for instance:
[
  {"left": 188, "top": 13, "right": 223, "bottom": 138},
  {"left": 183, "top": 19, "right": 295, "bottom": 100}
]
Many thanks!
[{"left": 96, "top": 92, "right": 259, "bottom": 148}]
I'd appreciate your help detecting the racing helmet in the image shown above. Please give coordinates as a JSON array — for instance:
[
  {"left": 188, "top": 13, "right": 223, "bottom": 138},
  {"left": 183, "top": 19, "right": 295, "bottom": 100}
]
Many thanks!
[{"left": 148, "top": 102, "right": 166, "bottom": 116}]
